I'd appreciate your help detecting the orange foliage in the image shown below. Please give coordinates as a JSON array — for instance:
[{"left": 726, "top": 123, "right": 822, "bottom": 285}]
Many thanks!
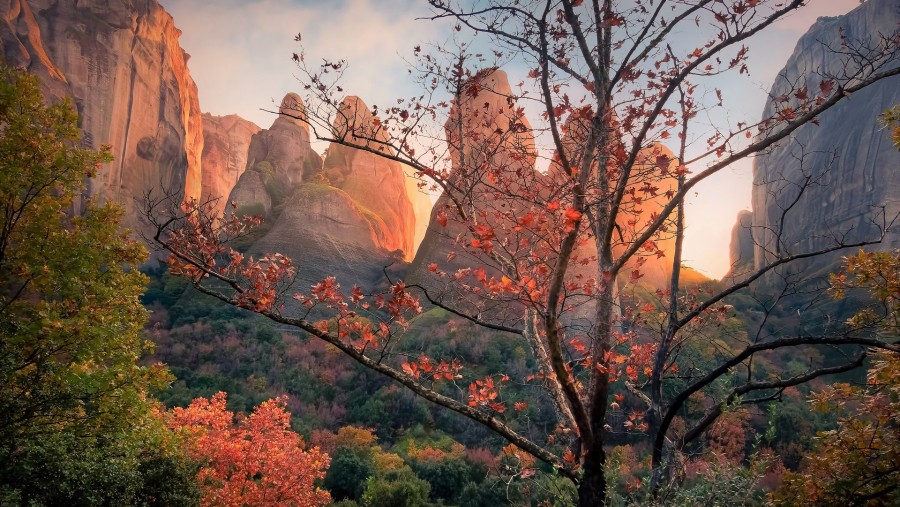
[
  {"left": 335, "top": 425, "right": 378, "bottom": 450},
  {"left": 168, "top": 392, "right": 331, "bottom": 507}
]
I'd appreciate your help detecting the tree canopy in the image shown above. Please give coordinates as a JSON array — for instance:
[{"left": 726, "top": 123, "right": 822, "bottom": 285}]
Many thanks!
[{"left": 0, "top": 63, "right": 196, "bottom": 505}]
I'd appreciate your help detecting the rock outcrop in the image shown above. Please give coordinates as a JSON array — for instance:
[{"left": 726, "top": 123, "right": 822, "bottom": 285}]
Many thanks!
[
  {"left": 724, "top": 210, "right": 754, "bottom": 280},
  {"left": 747, "top": 0, "right": 899, "bottom": 283},
  {"left": 200, "top": 113, "right": 260, "bottom": 217},
  {"left": 408, "top": 69, "right": 537, "bottom": 292},
  {"left": 227, "top": 93, "right": 323, "bottom": 217},
  {"left": 323, "top": 96, "right": 416, "bottom": 259},
  {"left": 229, "top": 93, "right": 422, "bottom": 290},
  {"left": 250, "top": 183, "right": 404, "bottom": 290},
  {"left": 0, "top": 0, "right": 204, "bottom": 230},
  {"left": 408, "top": 69, "right": 695, "bottom": 329}
]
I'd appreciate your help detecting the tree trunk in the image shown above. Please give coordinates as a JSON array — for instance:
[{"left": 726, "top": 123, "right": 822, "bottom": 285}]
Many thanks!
[{"left": 577, "top": 447, "right": 607, "bottom": 507}]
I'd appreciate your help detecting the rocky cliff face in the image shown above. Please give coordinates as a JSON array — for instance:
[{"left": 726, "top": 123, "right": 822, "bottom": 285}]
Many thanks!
[
  {"left": 227, "top": 93, "right": 323, "bottom": 217},
  {"left": 201, "top": 113, "right": 260, "bottom": 217},
  {"left": 746, "top": 0, "right": 899, "bottom": 282},
  {"left": 0, "top": 0, "right": 204, "bottom": 230},
  {"left": 323, "top": 96, "right": 416, "bottom": 259},
  {"left": 229, "top": 94, "right": 421, "bottom": 290}
]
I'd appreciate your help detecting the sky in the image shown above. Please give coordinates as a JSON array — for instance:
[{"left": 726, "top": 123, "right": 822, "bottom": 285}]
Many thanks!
[{"left": 163, "top": 0, "right": 862, "bottom": 279}]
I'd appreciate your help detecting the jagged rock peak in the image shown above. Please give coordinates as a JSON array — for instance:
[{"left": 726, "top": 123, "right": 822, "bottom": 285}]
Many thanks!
[
  {"left": 446, "top": 68, "right": 535, "bottom": 168},
  {"left": 329, "top": 96, "right": 390, "bottom": 153},
  {"left": 277, "top": 92, "right": 308, "bottom": 129}
]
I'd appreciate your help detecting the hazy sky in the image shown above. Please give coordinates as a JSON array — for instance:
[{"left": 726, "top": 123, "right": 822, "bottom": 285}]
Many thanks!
[{"left": 162, "top": 0, "right": 861, "bottom": 279}]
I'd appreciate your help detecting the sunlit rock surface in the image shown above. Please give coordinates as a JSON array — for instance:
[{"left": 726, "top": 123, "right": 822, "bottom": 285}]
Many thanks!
[
  {"left": 201, "top": 113, "right": 260, "bottom": 217},
  {"left": 323, "top": 96, "right": 416, "bottom": 259},
  {"left": 0, "top": 0, "right": 204, "bottom": 231}
]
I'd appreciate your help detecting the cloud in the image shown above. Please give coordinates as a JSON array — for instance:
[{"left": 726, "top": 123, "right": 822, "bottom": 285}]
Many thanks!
[{"left": 163, "top": 0, "right": 439, "bottom": 132}]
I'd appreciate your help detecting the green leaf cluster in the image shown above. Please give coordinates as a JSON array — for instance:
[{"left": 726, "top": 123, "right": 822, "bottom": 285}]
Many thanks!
[{"left": 0, "top": 64, "right": 195, "bottom": 505}]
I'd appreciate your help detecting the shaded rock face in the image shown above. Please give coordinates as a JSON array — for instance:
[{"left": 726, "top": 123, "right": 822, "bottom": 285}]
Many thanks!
[
  {"left": 749, "top": 0, "right": 900, "bottom": 283},
  {"left": 227, "top": 93, "right": 323, "bottom": 216},
  {"left": 200, "top": 113, "right": 260, "bottom": 217},
  {"left": 323, "top": 96, "right": 416, "bottom": 259},
  {"left": 228, "top": 170, "right": 272, "bottom": 217},
  {"left": 725, "top": 210, "right": 754, "bottom": 280},
  {"left": 0, "top": 0, "right": 203, "bottom": 230},
  {"left": 245, "top": 93, "right": 322, "bottom": 190}
]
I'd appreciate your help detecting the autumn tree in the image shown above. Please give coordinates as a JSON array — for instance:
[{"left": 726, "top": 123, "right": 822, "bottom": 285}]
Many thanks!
[
  {"left": 771, "top": 243, "right": 899, "bottom": 504},
  {"left": 147, "top": 1, "right": 900, "bottom": 505},
  {"left": 167, "top": 392, "right": 331, "bottom": 507},
  {"left": 0, "top": 64, "right": 199, "bottom": 505}
]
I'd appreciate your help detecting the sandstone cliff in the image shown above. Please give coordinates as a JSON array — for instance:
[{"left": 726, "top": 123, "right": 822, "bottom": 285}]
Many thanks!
[
  {"left": 227, "top": 93, "right": 323, "bottom": 217},
  {"left": 323, "top": 96, "right": 416, "bottom": 259},
  {"left": 746, "top": 0, "right": 899, "bottom": 283},
  {"left": 0, "top": 0, "right": 203, "bottom": 230},
  {"left": 229, "top": 94, "right": 421, "bottom": 290},
  {"left": 201, "top": 113, "right": 260, "bottom": 217}
]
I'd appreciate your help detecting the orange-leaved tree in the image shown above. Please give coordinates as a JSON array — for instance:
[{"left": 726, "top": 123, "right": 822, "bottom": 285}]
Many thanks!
[
  {"left": 146, "top": 1, "right": 900, "bottom": 505},
  {"left": 166, "top": 393, "right": 331, "bottom": 507}
]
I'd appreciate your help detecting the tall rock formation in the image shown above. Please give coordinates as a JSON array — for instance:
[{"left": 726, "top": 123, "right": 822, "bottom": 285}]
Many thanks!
[
  {"left": 0, "top": 0, "right": 204, "bottom": 230},
  {"left": 323, "top": 96, "right": 416, "bottom": 259},
  {"left": 230, "top": 94, "right": 420, "bottom": 290},
  {"left": 725, "top": 210, "right": 754, "bottom": 280},
  {"left": 408, "top": 69, "right": 537, "bottom": 287},
  {"left": 409, "top": 69, "right": 695, "bottom": 329},
  {"left": 227, "top": 93, "right": 322, "bottom": 217},
  {"left": 407, "top": 69, "right": 554, "bottom": 327},
  {"left": 200, "top": 113, "right": 260, "bottom": 217},
  {"left": 747, "top": 0, "right": 899, "bottom": 283}
]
